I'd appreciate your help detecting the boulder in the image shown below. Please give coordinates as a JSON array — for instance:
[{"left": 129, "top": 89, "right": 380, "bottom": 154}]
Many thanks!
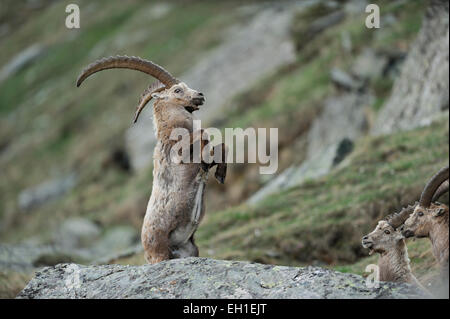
[
  {"left": 53, "top": 218, "right": 101, "bottom": 250},
  {"left": 18, "top": 173, "right": 77, "bottom": 211},
  {"left": 248, "top": 93, "right": 370, "bottom": 204},
  {"left": 0, "top": 225, "right": 140, "bottom": 273},
  {"left": 330, "top": 68, "right": 365, "bottom": 92},
  {"left": 0, "top": 244, "right": 78, "bottom": 273},
  {"left": 372, "top": 0, "right": 449, "bottom": 135},
  {"left": 17, "top": 258, "right": 427, "bottom": 299}
]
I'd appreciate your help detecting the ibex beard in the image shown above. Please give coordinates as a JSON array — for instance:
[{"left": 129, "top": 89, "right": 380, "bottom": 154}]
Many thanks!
[{"left": 76, "top": 56, "right": 227, "bottom": 264}]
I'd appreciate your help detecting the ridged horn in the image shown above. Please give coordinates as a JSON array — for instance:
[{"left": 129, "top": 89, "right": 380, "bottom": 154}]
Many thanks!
[
  {"left": 419, "top": 166, "right": 449, "bottom": 208},
  {"left": 133, "top": 81, "right": 166, "bottom": 123},
  {"left": 76, "top": 55, "right": 179, "bottom": 88},
  {"left": 432, "top": 179, "right": 449, "bottom": 202},
  {"left": 385, "top": 204, "right": 417, "bottom": 229}
]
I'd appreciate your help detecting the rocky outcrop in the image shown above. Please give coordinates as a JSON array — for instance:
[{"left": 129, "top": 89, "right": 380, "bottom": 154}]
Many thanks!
[
  {"left": 248, "top": 92, "right": 370, "bottom": 204},
  {"left": 372, "top": 0, "right": 449, "bottom": 135},
  {"left": 17, "top": 257, "right": 427, "bottom": 299}
]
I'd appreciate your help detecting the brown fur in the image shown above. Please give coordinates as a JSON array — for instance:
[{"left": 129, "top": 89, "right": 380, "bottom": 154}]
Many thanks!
[
  {"left": 141, "top": 82, "right": 227, "bottom": 264},
  {"left": 362, "top": 221, "right": 426, "bottom": 291},
  {"left": 403, "top": 203, "right": 449, "bottom": 273}
]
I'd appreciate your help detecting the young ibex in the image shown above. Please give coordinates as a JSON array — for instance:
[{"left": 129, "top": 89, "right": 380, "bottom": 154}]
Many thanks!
[
  {"left": 361, "top": 205, "right": 426, "bottom": 290},
  {"left": 77, "top": 56, "right": 227, "bottom": 264},
  {"left": 402, "top": 166, "right": 449, "bottom": 277}
]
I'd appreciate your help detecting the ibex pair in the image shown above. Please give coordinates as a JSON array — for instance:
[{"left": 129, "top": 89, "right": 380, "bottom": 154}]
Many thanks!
[
  {"left": 77, "top": 56, "right": 227, "bottom": 264},
  {"left": 362, "top": 166, "right": 449, "bottom": 291}
]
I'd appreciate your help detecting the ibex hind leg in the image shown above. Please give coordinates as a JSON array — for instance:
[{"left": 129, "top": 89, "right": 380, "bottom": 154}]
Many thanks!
[{"left": 170, "top": 236, "right": 199, "bottom": 259}]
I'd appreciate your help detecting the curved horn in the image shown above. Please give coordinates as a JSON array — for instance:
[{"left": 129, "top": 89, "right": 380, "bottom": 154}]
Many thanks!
[
  {"left": 133, "top": 81, "right": 166, "bottom": 123},
  {"left": 76, "top": 55, "right": 179, "bottom": 88},
  {"left": 385, "top": 204, "right": 416, "bottom": 229},
  {"left": 432, "top": 179, "right": 449, "bottom": 202},
  {"left": 419, "top": 166, "right": 449, "bottom": 208}
]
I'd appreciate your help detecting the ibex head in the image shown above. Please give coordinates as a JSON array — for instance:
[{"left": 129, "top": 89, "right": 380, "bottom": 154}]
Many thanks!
[
  {"left": 362, "top": 205, "right": 414, "bottom": 255},
  {"left": 402, "top": 166, "right": 449, "bottom": 238},
  {"left": 149, "top": 82, "right": 205, "bottom": 114},
  {"left": 362, "top": 220, "right": 404, "bottom": 255},
  {"left": 76, "top": 56, "right": 204, "bottom": 123}
]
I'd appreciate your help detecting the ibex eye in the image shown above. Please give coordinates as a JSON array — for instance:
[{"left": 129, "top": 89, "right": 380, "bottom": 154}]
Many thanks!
[
  {"left": 384, "top": 230, "right": 390, "bottom": 235},
  {"left": 174, "top": 88, "right": 182, "bottom": 93},
  {"left": 418, "top": 211, "right": 424, "bottom": 217}
]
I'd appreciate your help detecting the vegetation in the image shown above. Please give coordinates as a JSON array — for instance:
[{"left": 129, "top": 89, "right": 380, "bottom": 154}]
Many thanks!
[
  {"left": 196, "top": 117, "right": 448, "bottom": 270},
  {"left": 1, "top": 0, "right": 445, "bottom": 297}
]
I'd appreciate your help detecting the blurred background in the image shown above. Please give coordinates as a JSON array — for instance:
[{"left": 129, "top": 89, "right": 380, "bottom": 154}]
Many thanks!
[{"left": 0, "top": 0, "right": 448, "bottom": 297}]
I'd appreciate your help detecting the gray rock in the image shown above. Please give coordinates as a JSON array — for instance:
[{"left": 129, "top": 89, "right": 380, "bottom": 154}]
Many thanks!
[
  {"left": 0, "top": 226, "right": 139, "bottom": 273},
  {"left": 0, "top": 44, "right": 46, "bottom": 83},
  {"left": 0, "top": 244, "right": 79, "bottom": 273},
  {"left": 330, "top": 68, "right": 365, "bottom": 91},
  {"left": 18, "top": 173, "right": 77, "bottom": 211},
  {"left": 17, "top": 258, "right": 427, "bottom": 299},
  {"left": 53, "top": 218, "right": 101, "bottom": 250},
  {"left": 56, "top": 225, "right": 140, "bottom": 262},
  {"left": 88, "top": 226, "right": 139, "bottom": 259},
  {"left": 303, "top": 10, "right": 346, "bottom": 44},
  {"left": 372, "top": 0, "right": 449, "bottom": 135},
  {"left": 343, "top": 0, "right": 368, "bottom": 15},
  {"left": 351, "top": 49, "right": 388, "bottom": 80},
  {"left": 248, "top": 93, "right": 370, "bottom": 204}
]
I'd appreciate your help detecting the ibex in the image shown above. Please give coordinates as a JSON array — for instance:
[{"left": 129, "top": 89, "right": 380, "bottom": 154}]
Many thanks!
[
  {"left": 401, "top": 166, "right": 449, "bottom": 277},
  {"left": 77, "top": 56, "right": 227, "bottom": 264},
  {"left": 361, "top": 205, "right": 426, "bottom": 291}
]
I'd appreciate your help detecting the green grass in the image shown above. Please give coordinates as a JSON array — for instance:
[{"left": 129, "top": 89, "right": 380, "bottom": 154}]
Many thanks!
[
  {"left": 196, "top": 118, "right": 449, "bottom": 271},
  {"left": 0, "top": 2, "right": 141, "bottom": 114},
  {"left": 0, "top": 1, "right": 241, "bottom": 239}
]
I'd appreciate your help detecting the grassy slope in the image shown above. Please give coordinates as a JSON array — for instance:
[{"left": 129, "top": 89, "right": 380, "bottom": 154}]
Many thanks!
[
  {"left": 118, "top": 117, "right": 449, "bottom": 287},
  {"left": 208, "top": 0, "right": 428, "bottom": 205},
  {"left": 0, "top": 0, "right": 242, "bottom": 241},
  {"left": 196, "top": 118, "right": 448, "bottom": 266}
]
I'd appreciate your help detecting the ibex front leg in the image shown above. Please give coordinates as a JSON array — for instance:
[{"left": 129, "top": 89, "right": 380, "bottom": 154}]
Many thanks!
[
  {"left": 209, "top": 143, "right": 227, "bottom": 184},
  {"left": 188, "top": 130, "right": 227, "bottom": 184}
]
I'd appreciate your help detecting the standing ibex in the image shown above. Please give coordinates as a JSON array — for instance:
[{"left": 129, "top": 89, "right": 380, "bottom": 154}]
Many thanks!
[
  {"left": 77, "top": 56, "right": 227, "bottom": 264},
  {"left": 361, "top": 205, "right": 426, "bottom": 291},
  {"left": 402, "top": 166, "right": 449, "bottom": 277}
]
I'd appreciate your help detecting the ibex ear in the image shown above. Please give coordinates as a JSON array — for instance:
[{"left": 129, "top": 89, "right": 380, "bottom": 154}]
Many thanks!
[{"left": 433, "top": 207, "right": 445, "bottom": 217}]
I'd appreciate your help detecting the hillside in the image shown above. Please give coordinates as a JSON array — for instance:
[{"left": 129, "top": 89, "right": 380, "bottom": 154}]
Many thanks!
[{"left": 0, "top": 0, "right": 448, "bottom": 298}]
